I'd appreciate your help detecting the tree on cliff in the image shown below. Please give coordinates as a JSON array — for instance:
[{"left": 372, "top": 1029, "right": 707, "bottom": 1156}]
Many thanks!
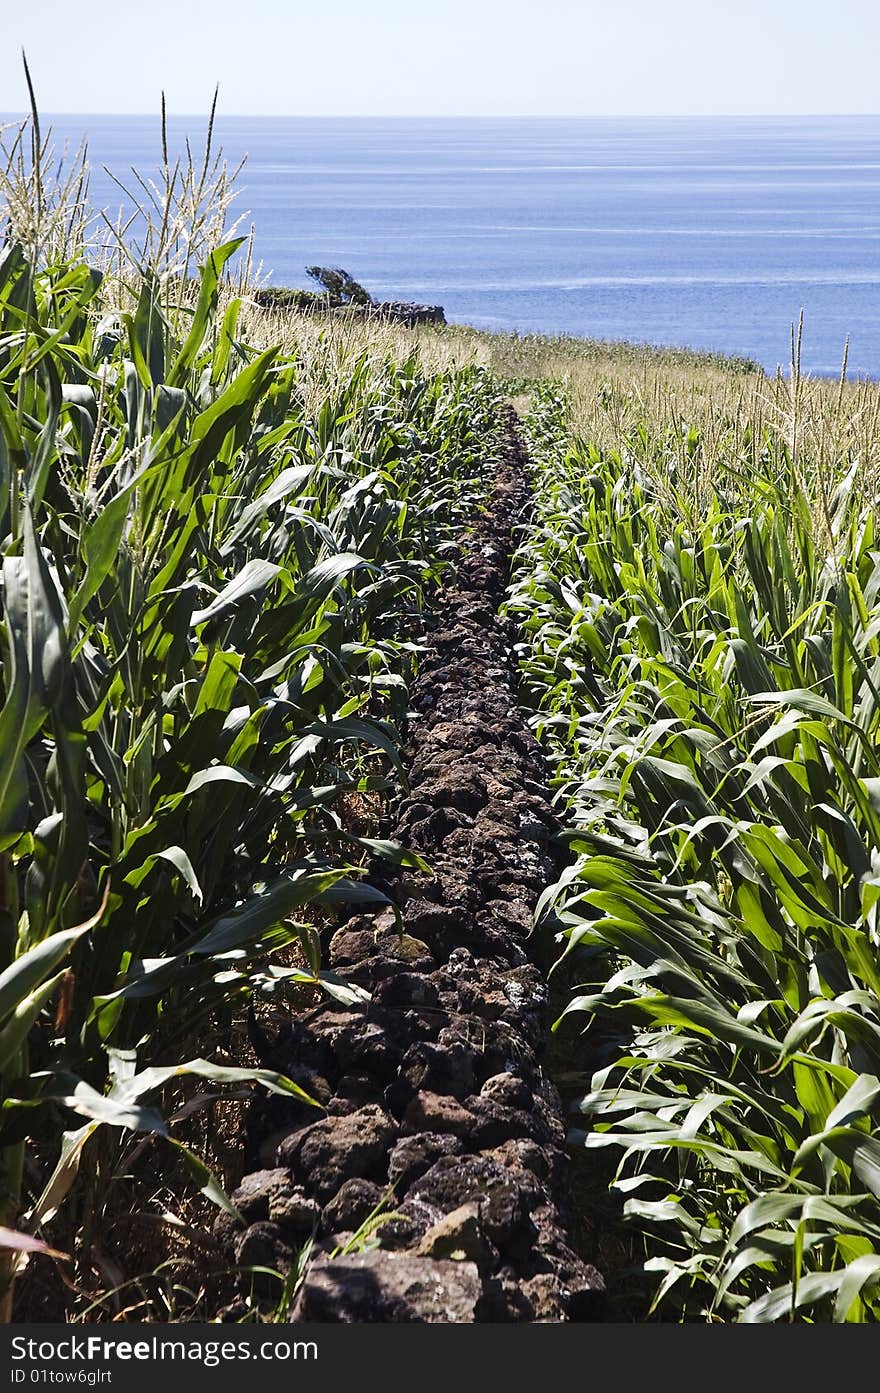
[{"left": 305, "top": 266, "right": 375, "bottom": 307}]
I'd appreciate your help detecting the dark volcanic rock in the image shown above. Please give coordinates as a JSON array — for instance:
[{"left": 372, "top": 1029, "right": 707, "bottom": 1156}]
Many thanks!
[
  {"left": 375, "top": 301, "right": 446, "bottom": 328},
  {"left": 229, "top": 418, "right": 605, "bottom": 1324},
  {"left": 295, "top": 1251, "right": 481, "bottom": 1323},
  {"left": 321, "top": 1179, "right": 384, "bottom": 1234},
  {"left": 376, "top": 1197, "right": 440, "bottom": 1249},
  {"left": 234, "top": 1221, "right": 295, "bottom": 1274},
  {"left": 387, "top": 1132, "right": 465, "bottom": 1193},
  {"left": 466, "top": 1095, "right": 540, "bottom": 1148},
  {"left": 416, "top": 1202, "right": 497, "bottom": 1271},
  {"left": 372, "top": 972, "right": 441, "bottom": 1012},
  {"left": 271, "top": 1190, "right": 321, "bottom": 1234},
  {"left": 480, "top": 1072, "right": 531, "bottom": 1109},
  {"left": 408, "top": 1154, "right": 509, "bottom": 1212},
  {"left": 399, "top": 1038, "right": 477, "bottom": 1100},
  {"left": 229, "top": 1168, "right": 292, "bottom": 1222},
  {"left": 402, "top": 1090, "right": 474, "bottom": 1138},
  {"left": 277, "top": 1105, "right": 397, "bottom": 1200}
]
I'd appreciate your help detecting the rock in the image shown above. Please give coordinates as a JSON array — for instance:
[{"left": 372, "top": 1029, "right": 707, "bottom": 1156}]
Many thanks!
[
  {"left": 408, "top": 808, "right": 473, "bottom": 851},
  {"left": 416, "top": 1202, "right": 496, "bottom": 1271},
  {"left": 400, "top": 1039, "right": 476, "bottom": 1100},
  {"left": 267, "top": 1018, "right": 334, "bottom": 1077},
  {"left": 480, "top": 1073, "right": 531, "bottom": 1109},
  {"left": 222, "top": 1169, "right": 322, "bottom": 1245},
  {"left": 530, "top": 1090, "right": 567, "bottom": 1147},
  {"left": 270, "top": 1189, "right": 321, "bottom": 1235},
  {"left": 372, "top": 973, "right": 441, "bottom": 1011},
  {"left": 487, "top": 897, "right": 534, "bottom": 935},
  {"left": 477, "top": 1271, "right": 537, "bottom": 1321},
  {"left": 408, "top": 1153, "right": 507, "bottom": 1212},
  {"left": 481, "top": 1181, "right": 537, "bottom": 1256},
  {"left": 389, "top": 933, "right": 435, "bottom": 966},
  {"left": 329, "top": 925, "right": 434, "bottom": 974},
  {"left": 499, "top": 1004, "right": 545, "bottom": 1049},
  {"left": 321, "top": 1179, "right": 384, "bottom": 1235},
  {"left": 438, "top": 1016, "right": 520, "bottom": 1080},
  {"left": 376, "top": 1198, "right": 439, "bottom": 1249},
  {"left": 402, "top": 1091, "right": 474, "bottom": 1138},
  {"left": 225, "top": 439, "right": 609, "bottom": 1321},
  {"left": 467, "top": 1095, "right": 539, "bottom": 1148},
  {"left": 243, "top": 1090, "right": 325, "bottom": 1171},
  {"left": 408, "top": 1154, "right": 537, "bottom": 1256},
  {"left": 212, "top": 1208, "right": 241, "bottom": 1251},
  {"left": 441, "top": 829, "right": 479, "bottom": 859},
  {"left": 561, "top": 1263, "right": 606, "bottom": 1320},
  {"left": 375, "top": 301, "right": 446, "bottom": 328},
  {"left": 396, "top": 800, "right": 434, "bottom": 832},
  {"left": 387, "top": 1132, "right": 464, "bottom": 1193},
  {"left": 328, "top": 926, "right": 378, "bottom": 967},
  {"left": 233, "top": 1221, "right": 294, "bottom": 1273},
  {"left": 521, "top": 1273, "right": 567, "bottom": 1322},
  {"left": 403, "top": 901, "right": 470, "bottom": 952},
  {"left": 501, "top": 963, "right": 546, "bottom": 1002},
  {"left": 418, "top": 769, "right": 487, "bottom": 814},
  {"left": 480, "top": 931, "right": 529, "bottom": 967},
  {"left": 295, "top": 1251, "right": 481, "bottom": 1322},
  {"left": 443, "top": 946, "right": 475, "bottom": 975},
  {"left": 334, "top": 1021, "right": 401, "bottom": 1083},
  {"left": 485, "top": 1138, "right": 551, "bottom": 1181},
  {"left": 277, "top": 1105, "right": 397, "bottom": 1200},
  {"left": 296, "top": 1008, "right": 369, "bottom": 1068},
  {"left": 332, "top": 1074, "right": 384, "bottom": 1108},
  {"left": 229, "top": 1168, "right": 291, "bottom": 1222},
  {"left": 456, "top": 980, "right": 510, "bottom": 1019}
]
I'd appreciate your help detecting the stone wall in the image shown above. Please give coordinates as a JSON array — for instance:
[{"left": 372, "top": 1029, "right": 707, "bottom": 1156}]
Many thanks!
[{"left": 217, "top": 419, "right": 603, "bottom": 1323}]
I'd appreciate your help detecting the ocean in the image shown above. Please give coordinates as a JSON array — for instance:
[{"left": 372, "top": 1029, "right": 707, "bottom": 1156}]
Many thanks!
[{"left": 12, "top": 113, "right": 880, "bottom": 377}]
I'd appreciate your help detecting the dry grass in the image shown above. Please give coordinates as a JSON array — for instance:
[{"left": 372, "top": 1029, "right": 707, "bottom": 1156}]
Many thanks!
[
  {"left": 16, "top": 1067, "right": 252, "bottom": 1322},
  {"left": 454, "top": 324, "right": 877, "bottom": 496},
  {"left": 236, "top": 300, "right": 880, "bottom": 519}
]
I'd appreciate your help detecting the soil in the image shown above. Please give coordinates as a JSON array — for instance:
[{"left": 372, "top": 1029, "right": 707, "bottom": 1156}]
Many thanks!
[{"left": 218, "top": 417, "right": 605, "bottom": 1323}]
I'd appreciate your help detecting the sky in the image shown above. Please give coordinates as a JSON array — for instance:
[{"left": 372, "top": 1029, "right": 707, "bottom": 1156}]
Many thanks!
[{"left": 1, "top": 0, "right": 878, "bottom": 118}]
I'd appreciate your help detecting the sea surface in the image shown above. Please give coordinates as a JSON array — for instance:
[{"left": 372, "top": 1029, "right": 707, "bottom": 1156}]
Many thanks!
[{"left": 10, "top": 114, "right": 880, "bottom": 377}]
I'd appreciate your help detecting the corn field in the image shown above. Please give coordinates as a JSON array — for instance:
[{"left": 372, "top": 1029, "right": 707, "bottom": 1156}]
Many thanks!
[
  {"left": 510, "top": 383, "right": 880, "bottom": 1322},
  {"left": 0, "top": 213, "right": 501, "bottom": 1313},
  {"left": 6, "top": 99, "right": 880, "bottom": 1325}
]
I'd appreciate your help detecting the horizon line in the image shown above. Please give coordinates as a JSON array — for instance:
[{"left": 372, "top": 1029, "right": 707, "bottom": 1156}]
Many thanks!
[{"left": 3, "top": 109, "right": 880, "bottom": 121}]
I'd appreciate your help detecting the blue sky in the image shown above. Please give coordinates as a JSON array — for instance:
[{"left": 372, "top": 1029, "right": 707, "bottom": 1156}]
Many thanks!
[{"left": 2, "top": 0, "right": 878, "bottom": 117}]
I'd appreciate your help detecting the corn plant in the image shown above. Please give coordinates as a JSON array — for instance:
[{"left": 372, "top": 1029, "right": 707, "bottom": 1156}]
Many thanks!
[
  {"left": 0, "top": 228, "right": 500, "bottom": 1310},
  {"left": 510, "top": 385, "right": 880, "bottom": 1322}
]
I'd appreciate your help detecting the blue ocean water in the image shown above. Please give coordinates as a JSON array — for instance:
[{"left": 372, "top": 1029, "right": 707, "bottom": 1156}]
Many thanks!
[{"left": 12, "top": 114, "right": 880, "bottom": 376}]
